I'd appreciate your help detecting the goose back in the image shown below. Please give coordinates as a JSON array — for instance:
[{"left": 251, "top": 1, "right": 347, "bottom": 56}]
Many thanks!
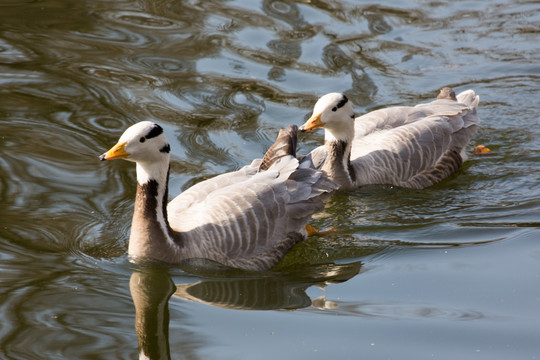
[
  {"left": 350, "top": 90, "right": 479, "bottom": 188},
  {"left": 165, "top": 126, "right": 337, "bottom": 270}
]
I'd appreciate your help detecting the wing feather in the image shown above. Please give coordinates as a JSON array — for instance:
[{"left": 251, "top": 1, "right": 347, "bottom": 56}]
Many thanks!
[
  {"left": 349, "top": 90, "right": 480, "bottom": 188},
  {"left": 167, "top": 153, "right": 337, "bottom": 270}
]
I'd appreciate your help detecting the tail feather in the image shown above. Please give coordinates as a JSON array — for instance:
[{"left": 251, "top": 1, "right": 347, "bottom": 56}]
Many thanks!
[
  {"left": 457, "top": 90, "right": 480, "bottom": 123},
  {"left": 259, "top": 125, "right": 338, "bottom": 237},
  {"left": 259, "top": 125, "right": 298, "bottom": 171},
  {"left": 451, "top": 90, "right": 480, "bottom": 162}
]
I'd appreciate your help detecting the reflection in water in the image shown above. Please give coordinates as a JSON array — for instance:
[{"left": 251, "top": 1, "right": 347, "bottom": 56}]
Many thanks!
[
  {"left": 175, "top": 261, "right": 361, "bottom": 310},
  {"left": 130, "top": 268, "right": 175, "bottom": 360},
  {"left": 175, "top": 278, "right": 313, "bottom": 311},
  {"left": 130, "top": 261, "right": 360, "bottom": 357}
]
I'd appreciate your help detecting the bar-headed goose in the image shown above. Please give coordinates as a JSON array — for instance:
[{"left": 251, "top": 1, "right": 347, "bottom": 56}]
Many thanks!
[
  {"left": 299, "top": 88, "right": 480, "bottom": 190},
  {"left": 99, "top": 122, "right": 336, "bottom": 271}
]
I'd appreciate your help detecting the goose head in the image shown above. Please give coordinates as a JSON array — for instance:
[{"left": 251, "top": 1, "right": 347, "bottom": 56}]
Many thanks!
[
  {"left": 300, "top": 93, "right": 355, "bottom": 143},
  {"left": 437, "top": 87, "right": 457, "bottom": 101},
  {"left": 99, "top": 121, "right": 171, "bottom": 184}
]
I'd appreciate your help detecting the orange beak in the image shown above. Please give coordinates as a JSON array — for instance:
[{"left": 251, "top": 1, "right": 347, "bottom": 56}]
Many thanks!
[
  {"left": 99, "top": 142, "right": 129, "bottom": 161},
  {"left": 299, "top": 113, "right": 325, "bottom": 132}
]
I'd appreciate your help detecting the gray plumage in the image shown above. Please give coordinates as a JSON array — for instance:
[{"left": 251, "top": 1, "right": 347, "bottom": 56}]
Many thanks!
[
  {"left": 300, "top": 89, "right": 480, "bottom": 190},
  {"left": 100, "top": 122, "right": 337, "bottom": 271}
]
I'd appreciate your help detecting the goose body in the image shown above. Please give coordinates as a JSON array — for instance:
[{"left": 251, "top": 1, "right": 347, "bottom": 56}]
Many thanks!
[
  {"left": 100, "top": 122, "right": 336, "bottom": 271},
  {"left": 300, "top": 88, "right": 480, "bottom": 190}
]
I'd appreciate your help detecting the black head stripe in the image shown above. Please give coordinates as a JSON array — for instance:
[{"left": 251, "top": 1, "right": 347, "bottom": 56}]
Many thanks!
[
  {"left": 160, "top": 144, "right": 170, "bottom": 153},
  {"left": 336, "top": 94, "right": 348, "bottom": 109},
  {"left": 146, "top": 124, "right": 163, "bottom": 140}
]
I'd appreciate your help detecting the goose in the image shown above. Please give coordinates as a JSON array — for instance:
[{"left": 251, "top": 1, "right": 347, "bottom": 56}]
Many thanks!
[
  {"left": 299, "top": 88, "right": 480, "bottom": 190},
  {"left": 99, "top": 121, "right": 336, "bottom": 271}
]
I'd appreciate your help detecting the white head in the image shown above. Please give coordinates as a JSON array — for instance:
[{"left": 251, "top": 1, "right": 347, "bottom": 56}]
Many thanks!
[
  {"left": 300, "top": 93, "right": 355, "bottom": 142},
  {"left": 100, "top": 121, "right": 171, "bottom": 184}
]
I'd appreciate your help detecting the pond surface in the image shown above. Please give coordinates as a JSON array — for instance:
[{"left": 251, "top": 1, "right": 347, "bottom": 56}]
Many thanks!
[{"left": 1, "top": 0, "right": 539, "bottom": 359}]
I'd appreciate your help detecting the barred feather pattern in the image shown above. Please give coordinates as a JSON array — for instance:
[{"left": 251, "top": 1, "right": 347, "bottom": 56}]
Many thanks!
[{"left": 162, "top": 126, "right": 337, "bottom": 271}]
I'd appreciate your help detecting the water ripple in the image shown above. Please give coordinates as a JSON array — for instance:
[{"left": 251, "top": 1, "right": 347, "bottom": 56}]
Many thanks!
[
  {"left": 0, "top": 266, "right": 137, "bottom": 359},
  {"left": 127, "top": 55, "right": 192, "bottom": 74},
  {"left": 307, "top": 300, "right": 493, "bottom": 322},
  {"left": 104, "top": 10, "right": 184, "bottom": 30},
  {"left": 79, "top": 64, "right": 162, "bottom": 86},
  {"left": 75, "top": 25, "right": 152, "bottom": 47},
  {"left": 0, "top": 37, "right": 35, "bottom": 64}
]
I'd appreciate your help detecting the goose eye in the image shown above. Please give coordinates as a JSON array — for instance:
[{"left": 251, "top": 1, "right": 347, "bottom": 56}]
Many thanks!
[
  {"left": 332, "top": 106, "right": 337, "bottom": 112},
  {"left": 139, "top": 137, "right": 146, "bottom": 143}
]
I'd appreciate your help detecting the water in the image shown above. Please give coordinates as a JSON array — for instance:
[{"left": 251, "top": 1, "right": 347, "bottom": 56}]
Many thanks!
[{"left": 1, "top": 0, "right": 539, "bottom": 359}]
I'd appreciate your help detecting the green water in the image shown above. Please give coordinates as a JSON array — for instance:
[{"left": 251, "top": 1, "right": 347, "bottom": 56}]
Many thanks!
[{"left": 1, "top": 0, "right": 539, "bottom": 359}]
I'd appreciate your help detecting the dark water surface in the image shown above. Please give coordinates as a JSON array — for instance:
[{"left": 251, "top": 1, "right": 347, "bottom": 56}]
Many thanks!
[{"left": 1, "top": 0, "right": 539, "bottom": 359}]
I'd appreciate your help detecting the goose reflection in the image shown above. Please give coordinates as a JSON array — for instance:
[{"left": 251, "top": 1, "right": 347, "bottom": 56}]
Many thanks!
[
  {"left": 130, "top": 261, "right": 361, "bottom": 359},
  {"left": 130, "top": 267, "right": 175, "bottom": 360},
  {"left": 174, "top": 262, "right": 361, "bottom": 310}
]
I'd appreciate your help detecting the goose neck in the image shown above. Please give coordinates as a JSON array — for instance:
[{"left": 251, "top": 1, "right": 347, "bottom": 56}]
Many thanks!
[
  {"left": 323, "top": 138, "right": 356, "bottom": 188},
  {"left": 129, "top": 162, "right": 181, "bottom": 262}
]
